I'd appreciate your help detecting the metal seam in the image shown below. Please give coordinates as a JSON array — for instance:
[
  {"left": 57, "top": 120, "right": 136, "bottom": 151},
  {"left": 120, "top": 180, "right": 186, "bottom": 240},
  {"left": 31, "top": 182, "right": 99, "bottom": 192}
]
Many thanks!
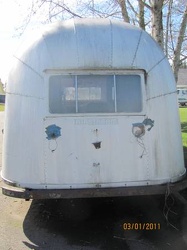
[
  {"left": 74, "top": 19, "right": 80, "bottom": 68},
  {"left": 109, "top": 19, "right": 113, "bottom": 68},
  {"left": 131, "top": 29, "right": 143, "bottom": 67},
  {"left": 147, "top": 55, "right": 167, "bottom": 73},
  {"left": 14, "top": 55, "right": 43, "bottom": 79},
  {"left": 147, "top": 90, "right": 177, "bottom": 101},
  {"left": 6, "top": 91, "right": 44, "bottom": 100}
]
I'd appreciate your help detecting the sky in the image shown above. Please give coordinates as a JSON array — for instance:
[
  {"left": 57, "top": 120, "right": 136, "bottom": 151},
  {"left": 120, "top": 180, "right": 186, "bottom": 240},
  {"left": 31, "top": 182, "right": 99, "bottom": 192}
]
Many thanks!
[
  {"left": 0, "top": 0, "right": 56, "bottom": 83},
  {"left": 0, "top": 0, "right": 90, "bottom": 83},
  {"left": 0, "top": 0, "right": 30, "bottom": 82},
  {"left": 0, "top": 0, "right": 120, "bottom": 84}
]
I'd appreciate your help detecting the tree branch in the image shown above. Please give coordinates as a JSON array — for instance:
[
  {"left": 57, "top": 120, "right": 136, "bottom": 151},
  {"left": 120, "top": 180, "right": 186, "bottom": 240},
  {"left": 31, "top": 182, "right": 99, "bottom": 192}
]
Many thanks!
[{"left": 49, "top": 0, "right": 82, "bottom": 18}]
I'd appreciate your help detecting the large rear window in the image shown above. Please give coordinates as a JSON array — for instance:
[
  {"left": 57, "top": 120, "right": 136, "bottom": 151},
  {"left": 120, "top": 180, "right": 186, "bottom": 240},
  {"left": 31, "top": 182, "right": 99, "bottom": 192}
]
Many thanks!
[{"left": 49, "top": 74, "right": 142, "bottom": 114}]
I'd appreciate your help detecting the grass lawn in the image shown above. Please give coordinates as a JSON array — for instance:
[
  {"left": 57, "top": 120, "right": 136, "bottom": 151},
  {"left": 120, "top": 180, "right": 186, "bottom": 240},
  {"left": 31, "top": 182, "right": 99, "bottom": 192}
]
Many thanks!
[
  {"left": 0, "top": 104, "right": 5, "bottom": 111},
  {"left": 179, "top": 107, "right": 187, "bottom": 166}
]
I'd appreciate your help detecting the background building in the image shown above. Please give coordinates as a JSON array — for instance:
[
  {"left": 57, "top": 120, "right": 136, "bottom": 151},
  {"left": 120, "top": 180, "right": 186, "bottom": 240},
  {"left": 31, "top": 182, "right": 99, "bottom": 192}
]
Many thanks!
[{"left": 178, "top": 68, "right": 187, "bottom": 87}]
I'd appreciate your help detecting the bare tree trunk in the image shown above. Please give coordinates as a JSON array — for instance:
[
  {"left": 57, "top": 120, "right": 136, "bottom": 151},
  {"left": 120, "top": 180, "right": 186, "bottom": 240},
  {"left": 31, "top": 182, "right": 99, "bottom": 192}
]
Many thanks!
[
  {"left": 138, "top": 0, "right": 145, "bottom": 30},
  {"left": 150, "top": 0, "right": 164, "bottom": 49},
  {"left": 165, "top": 0, "right": 173, "bottom": 57},
  {"left": 117, "top": 0, "right": 130, "bottom": 23},
  {"left": 17, "top": 0, "right": 187, "bottom": 85},
  {"left": 172, "top": 4, "right": 187, "bottom": 83}
]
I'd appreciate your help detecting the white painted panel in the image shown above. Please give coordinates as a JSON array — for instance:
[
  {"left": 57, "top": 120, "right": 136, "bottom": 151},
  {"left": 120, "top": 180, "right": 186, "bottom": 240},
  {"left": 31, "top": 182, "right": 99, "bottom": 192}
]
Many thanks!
[{"left": 43, "top": 115, "right": 149, "bottom": 188}]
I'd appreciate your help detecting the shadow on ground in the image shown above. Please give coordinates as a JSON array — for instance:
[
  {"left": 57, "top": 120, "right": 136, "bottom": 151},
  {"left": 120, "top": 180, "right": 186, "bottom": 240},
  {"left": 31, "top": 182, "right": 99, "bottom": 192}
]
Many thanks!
[
  {"left": 22, "top": 195, "right": 187, "bottom": 250},
  {"left": 184, "top": 146, "right": 187, "bottom": 167}
]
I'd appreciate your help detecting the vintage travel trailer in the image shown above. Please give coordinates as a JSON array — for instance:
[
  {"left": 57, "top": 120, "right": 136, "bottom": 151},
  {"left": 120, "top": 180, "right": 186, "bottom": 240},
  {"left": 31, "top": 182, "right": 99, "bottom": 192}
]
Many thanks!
[{"left": 1, "top": 18, "right": 186, "bottom": 199}]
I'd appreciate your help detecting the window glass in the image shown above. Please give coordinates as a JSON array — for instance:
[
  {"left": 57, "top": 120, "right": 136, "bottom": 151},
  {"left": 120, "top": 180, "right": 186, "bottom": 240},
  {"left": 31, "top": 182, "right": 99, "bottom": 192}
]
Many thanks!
[
  {"left": 49, "top": 74, "right": 143, "bottom": 114},
  {"left": 49, "top": 75, "right": 76, "bottom": 113},
  {"left": 77, "top": 75, "right": 114, "bottom": 113},
  {"left": 116, "top": 75, "right": 142, "bottom": 112}
]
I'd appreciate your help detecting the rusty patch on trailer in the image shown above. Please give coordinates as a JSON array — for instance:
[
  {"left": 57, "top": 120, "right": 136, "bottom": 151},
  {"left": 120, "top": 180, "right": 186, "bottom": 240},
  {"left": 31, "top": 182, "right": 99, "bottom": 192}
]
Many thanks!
[{"left": 2, "top": 175, "right": 187, "bottom": 199}]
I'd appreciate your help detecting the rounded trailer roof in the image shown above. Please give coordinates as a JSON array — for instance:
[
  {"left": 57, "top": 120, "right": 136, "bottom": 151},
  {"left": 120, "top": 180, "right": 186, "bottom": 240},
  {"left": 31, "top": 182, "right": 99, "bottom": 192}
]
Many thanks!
[{"left": 14, "top": 18, "right": 168, "bottom": 75}]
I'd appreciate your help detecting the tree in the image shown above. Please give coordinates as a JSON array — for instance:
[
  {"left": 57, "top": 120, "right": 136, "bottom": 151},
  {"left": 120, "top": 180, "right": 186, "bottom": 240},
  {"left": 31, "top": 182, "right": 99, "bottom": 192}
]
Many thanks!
[
  {"left": 117, "top": 0, "right": 164, "bottom": 48},
  {"left": 0, "top": 79, "right": 5, "bottom": 94},
  {"left": 20, "top": 0, "right": 187, "bottom": 83},
  {"left": 117, "top": 0, "right": 130, "bottom": 22},
  {"left": 146, "top": 0, "right": 164, "bottom": 48},
  {"left": 172, "top": 2, "right": 187, "bottom": 82},
  {"left": 138, "top": 0, "right": 146, "bottom": 30}
]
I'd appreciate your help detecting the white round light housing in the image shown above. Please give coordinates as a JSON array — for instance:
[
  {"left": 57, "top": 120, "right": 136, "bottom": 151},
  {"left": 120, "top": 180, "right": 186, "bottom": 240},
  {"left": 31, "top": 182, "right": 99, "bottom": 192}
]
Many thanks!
[{"left": 132, "top": 123, "right": 145, "bottom": 138}]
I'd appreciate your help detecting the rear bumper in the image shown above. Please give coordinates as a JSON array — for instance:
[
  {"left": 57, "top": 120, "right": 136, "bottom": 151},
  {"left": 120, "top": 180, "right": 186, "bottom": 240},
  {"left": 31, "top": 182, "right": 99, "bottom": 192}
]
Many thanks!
[{"left": 2, "top": 176, "right": 187, "bottom": 200}]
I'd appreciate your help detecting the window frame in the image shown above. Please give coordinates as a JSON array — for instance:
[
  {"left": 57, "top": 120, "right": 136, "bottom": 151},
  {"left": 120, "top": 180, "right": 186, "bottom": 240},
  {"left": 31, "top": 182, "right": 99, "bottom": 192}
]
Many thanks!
[{"left": 46, "top": 70, "right": 146, "bottom": 116}]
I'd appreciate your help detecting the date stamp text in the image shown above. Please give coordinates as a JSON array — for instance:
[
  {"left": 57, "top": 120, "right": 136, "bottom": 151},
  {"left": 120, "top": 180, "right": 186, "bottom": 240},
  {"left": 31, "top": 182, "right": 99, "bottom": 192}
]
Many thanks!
[{"left": 123, "top": 222, "right": 161, "bottom": 230}]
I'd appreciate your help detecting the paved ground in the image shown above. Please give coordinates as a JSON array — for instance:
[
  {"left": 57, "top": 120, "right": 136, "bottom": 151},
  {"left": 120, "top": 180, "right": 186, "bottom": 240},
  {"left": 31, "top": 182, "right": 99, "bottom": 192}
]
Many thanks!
[{"left": 0, "top": 111, "right": 187, "bottom": 250}]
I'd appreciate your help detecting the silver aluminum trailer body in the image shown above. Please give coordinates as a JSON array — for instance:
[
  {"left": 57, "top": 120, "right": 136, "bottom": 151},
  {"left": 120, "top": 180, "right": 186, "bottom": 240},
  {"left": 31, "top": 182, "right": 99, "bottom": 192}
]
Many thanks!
[{"left": 1, "top": 18, "right": 186, "bottom": 199}]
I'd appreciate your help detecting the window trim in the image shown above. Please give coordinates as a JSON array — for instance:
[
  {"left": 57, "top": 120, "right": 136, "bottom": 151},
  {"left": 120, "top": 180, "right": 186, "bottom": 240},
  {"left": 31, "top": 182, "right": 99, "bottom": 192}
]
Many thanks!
[{"left": 46, "top": 70, "right": 146, "bottom": 116}]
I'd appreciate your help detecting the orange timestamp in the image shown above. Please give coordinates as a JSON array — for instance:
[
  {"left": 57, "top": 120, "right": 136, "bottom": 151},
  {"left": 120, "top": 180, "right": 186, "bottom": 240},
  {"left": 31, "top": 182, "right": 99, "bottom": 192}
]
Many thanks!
[{"left": 123, "top": 222, "right": 161, "bottom": 230}]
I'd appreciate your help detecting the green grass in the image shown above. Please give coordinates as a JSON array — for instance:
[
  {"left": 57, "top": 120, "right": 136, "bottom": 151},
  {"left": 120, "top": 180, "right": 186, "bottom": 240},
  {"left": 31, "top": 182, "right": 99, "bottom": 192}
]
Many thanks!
[
  {"left": 0, "top": 104, "right": 5, "bottom": 111},
  {"left": 179, "top": 107, "right": 187, "bottom": 166}
]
